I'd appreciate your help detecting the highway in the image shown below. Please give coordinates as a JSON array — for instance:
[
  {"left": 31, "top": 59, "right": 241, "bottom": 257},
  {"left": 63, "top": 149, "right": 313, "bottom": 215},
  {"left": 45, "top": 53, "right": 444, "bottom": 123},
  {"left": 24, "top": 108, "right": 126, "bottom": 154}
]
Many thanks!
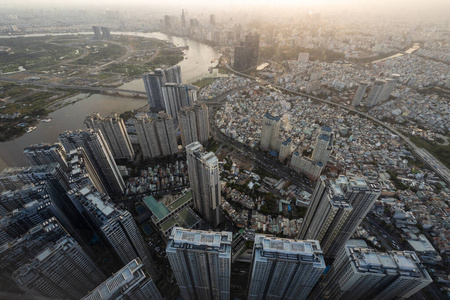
[{"left": 224, "top": 64, "right": 450, "bottom": 186}]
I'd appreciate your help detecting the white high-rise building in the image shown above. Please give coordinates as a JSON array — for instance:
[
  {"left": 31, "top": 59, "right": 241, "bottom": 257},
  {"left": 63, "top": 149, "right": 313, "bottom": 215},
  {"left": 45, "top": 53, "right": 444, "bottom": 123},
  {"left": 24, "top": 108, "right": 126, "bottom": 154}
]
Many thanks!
[
  {"left": 352, "top": 82, "right": 368, "bottom": 106},
  {"left": 260, "top": 112, "right": 281, "bottom": 151},
  {"left": 298, "top": 176, "right": 353, "bottom": 254},
  {"left": 311, "top": 245, "right": 432, "bottom": 300},
  {"left": 13, "top": 236, "right": 105, "bottom": 300},
  {"left": 365, "top": 80, "right": 386, "bottom": 107},
  {"left": 84, "top": 113, "right": 135, "bottom": 160},
  {"left": 178, "top": 104, "right": 209, "bottom": 147},
  {"left": 311, "top": 126, "right": 334, "bottom": 165},
  {"left": 59, "top": 129, "right": 125, "bottom": 194},
  {"left": 166, "top": 227, "right": 232, "bottom": 300},
  {"left": 135, "top": 112, "right": 178, "bottom": 159},
  {"left": 247, "top": 234, "right": 325, "bottom": 300},
  {"left": 82, "top": 259, "right": 162, "bottom": 300},
  {"left": 186, "top": 142, "right": 221, "bottom": 227}
]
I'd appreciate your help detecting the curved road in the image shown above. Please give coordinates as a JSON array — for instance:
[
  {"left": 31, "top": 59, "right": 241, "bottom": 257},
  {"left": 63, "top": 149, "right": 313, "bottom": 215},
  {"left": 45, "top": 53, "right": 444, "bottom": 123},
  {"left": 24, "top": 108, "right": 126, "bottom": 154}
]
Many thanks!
[{"left": 225, "top": 64, "right": 450, "bottom": 185}]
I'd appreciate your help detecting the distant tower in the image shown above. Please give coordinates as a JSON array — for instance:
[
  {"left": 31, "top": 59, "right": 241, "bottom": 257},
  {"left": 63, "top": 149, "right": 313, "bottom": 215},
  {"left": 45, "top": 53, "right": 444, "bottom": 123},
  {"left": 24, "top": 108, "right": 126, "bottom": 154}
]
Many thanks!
[
  {"left": 23, "top": 143, "right": 68, "bottom": 171},
  {"left": 311, "top": 125, "right": 334, "bottom": 165},
  {"left": 100, "top": 27, "right": 111, "bottom": 39},
  {"left": 178, "top": 104, "right": 209, "bottom": 147},
  {"left": 59, "top": 129, "right": 125, "bottom": 194},
  {"left": 378, "top": 78, "right": 397, "bottom": 102},
  {"left": 82, "top": 259, "right": 163, "bottom": 300},
  {"left": 143, "top": 69, "right": 166, "bottom": 109},
  {"left": 181, "top": 9, "right": 187, "bottom": 35},
  {"left": 365, "top": 80, "right": 386, "bottom": 107},
  {"left": 298, "top": 52, "right": 310, "bottom": 63},
  {"left": 233, "top": 33, "right": 260, "bottom": 71},
  {"left": 135, "top": 112, "right": 178, "bottom": 159},
  {"left": 298, "top": 176, "right": 353, "bottom": 255},
  {"left": 352, "top": 82, "right": 368, "bottom": 106},
  {"left": 247, "top": 235, "right": 326, "bottom": 300},
  {"left": 92, "top": 26, "right": 101, "bottom": 39},
  {"left": 260, "top": 112, "right": 281, "bottom": 151},
  {"left": 186, "top": 142, "right": 221, "bottom": 226},
  {"left": 166, "top": 227, "right": 232, "bottom": 300},
  {"left": 310, "top": 245, "right": 432, "bottom": 300},
  {"left": 84, "top": 113, "right": 135, "bottom": 160},
  {"left": 13, "top": 236, "right": 106, "bottom": 300},
  {"left": 209, "top": 14, "right": 216, "bottom": 27}
]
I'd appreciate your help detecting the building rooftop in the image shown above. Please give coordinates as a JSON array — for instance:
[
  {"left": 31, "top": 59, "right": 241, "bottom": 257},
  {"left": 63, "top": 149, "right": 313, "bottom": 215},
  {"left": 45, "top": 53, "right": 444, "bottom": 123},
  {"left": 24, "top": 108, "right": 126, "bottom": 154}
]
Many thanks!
[{"left": 143, "top": 195, "right": 171, "bottom": 221}]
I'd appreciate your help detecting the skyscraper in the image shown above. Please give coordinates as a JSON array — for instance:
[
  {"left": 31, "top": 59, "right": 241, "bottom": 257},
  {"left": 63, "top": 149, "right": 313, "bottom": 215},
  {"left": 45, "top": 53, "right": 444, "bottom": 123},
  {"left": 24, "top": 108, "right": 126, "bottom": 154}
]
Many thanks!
[
  {"left": 143, "top": 69, "right": 166, "bottom": 109},
  {"left": 279, "top": 138, "right": 292, "bottom": 162},
  {"left": 164, "top": 65, "right": 182, "bottom": 84},
  {"left": 352, "top": 82, "right": 368, "bottom": 106},
  {"left": 311, "top": 244, "right": 432, "bottom": 300},
  {"left": 162, "top": 83, "right": 196, "bottom": 119},
  {"left": 84, "top": 113, "right": 135, "bottom": 160},
  {"left": 13, "top": 236, "right": 105, "bottom": 299},
  {"left": 23, "top": 143, "right": 68, "bottom": 171},
  {"left": 82, "top": 258, "right": 162, "bottom": 300},
  {"left": 365, "top": 80, "right": 386, "bottom": 107},
  {"left": 326, "top": 176, "right": 381, "bottom": 259},
  {"left": 166, "top": 227, "right": 232, "bottom": 300},
  {"left": 186, "top": 142, "right": 221, "bottom": 227},
  {"left": 66, "top": 148, "right": 107, "bottom": 195},
  {"left": 92, "top": 26, "right": 101, "bottom": 39},
  {"left": 59, "top": 129, "right": 125, "bottom": 194},
  {"left": 178, "top": 104, "right": 209, "bottom": 147},
  {"left": 260, "top": 112, "right": 281, "bottom": 151},
  {"left": 311, "top": 125, "right": 334, "bottom": 165},
  {"left": 0, "top": 218, "right": 69, "bottom": 294},
  {"left": 135, "top": 112, "right": 178, "bottom": 159},
  {"left": 298, "top": 176, "right": 353, "bottom": 255},
  {"left": 233, "top": 33, "right": 260, "bottom": 71},
  {"left": 67, "top": 185, "right": 155, "bottom": 277},
  {"left": 100, "top": 26, "right": 111, "bottom": 39},
  {"left": 378, "top": 78, "right": 397, "bottom": 103},
  {"left": 247, "top": 235, "right": 325, "bottom": 300}
]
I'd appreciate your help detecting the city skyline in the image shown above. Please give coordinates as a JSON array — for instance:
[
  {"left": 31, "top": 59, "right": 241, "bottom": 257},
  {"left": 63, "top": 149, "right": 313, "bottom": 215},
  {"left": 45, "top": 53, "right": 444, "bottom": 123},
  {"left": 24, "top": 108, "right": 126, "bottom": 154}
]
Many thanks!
[{"left": 0, "top": 2, "right": 448, "bottom": 299}]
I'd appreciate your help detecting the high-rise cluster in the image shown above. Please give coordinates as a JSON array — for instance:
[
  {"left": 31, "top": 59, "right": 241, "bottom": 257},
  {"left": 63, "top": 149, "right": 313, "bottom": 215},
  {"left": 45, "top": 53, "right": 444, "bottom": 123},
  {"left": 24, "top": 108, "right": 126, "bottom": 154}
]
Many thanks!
[
  {"left": 143, "top": 65, "right": 197, "bottom": 118},
  {"left": 84, "top": 113, "right": 135, "bottom": 160},
  {"left": 310, "top": 244, "right": 432, "bottom": 300},
  {"left": 353, "top": 77, "right": 398, "bottom": 107},
  {"left": 290, "top": 125, "right": 334, "bottom": 180},
  {"left": 299, "top": 175, "right": 380, "bottom": 259},
  {"left": 59, "top": 129, "right": 125, "bottom": 194},
  {"left": 135, "top": 112, "right": 178, "bottom": 159},
  {"left": 178, "top": 104, "right": 209, "bottom": 147}
]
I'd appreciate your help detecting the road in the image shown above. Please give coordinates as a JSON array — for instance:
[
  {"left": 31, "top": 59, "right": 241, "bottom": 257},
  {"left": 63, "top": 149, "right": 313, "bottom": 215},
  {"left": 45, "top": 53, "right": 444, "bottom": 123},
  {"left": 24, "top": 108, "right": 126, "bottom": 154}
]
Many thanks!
[{"left": 224, "top": 64, "right": 450, "bottom": 186}]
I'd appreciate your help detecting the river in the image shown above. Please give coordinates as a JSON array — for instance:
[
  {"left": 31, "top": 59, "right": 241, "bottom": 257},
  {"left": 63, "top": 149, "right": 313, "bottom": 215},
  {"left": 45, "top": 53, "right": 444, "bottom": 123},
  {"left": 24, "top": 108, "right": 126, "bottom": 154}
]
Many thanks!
[{"left": 0, "top": 32, "right": 221, "bottom": 171}]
